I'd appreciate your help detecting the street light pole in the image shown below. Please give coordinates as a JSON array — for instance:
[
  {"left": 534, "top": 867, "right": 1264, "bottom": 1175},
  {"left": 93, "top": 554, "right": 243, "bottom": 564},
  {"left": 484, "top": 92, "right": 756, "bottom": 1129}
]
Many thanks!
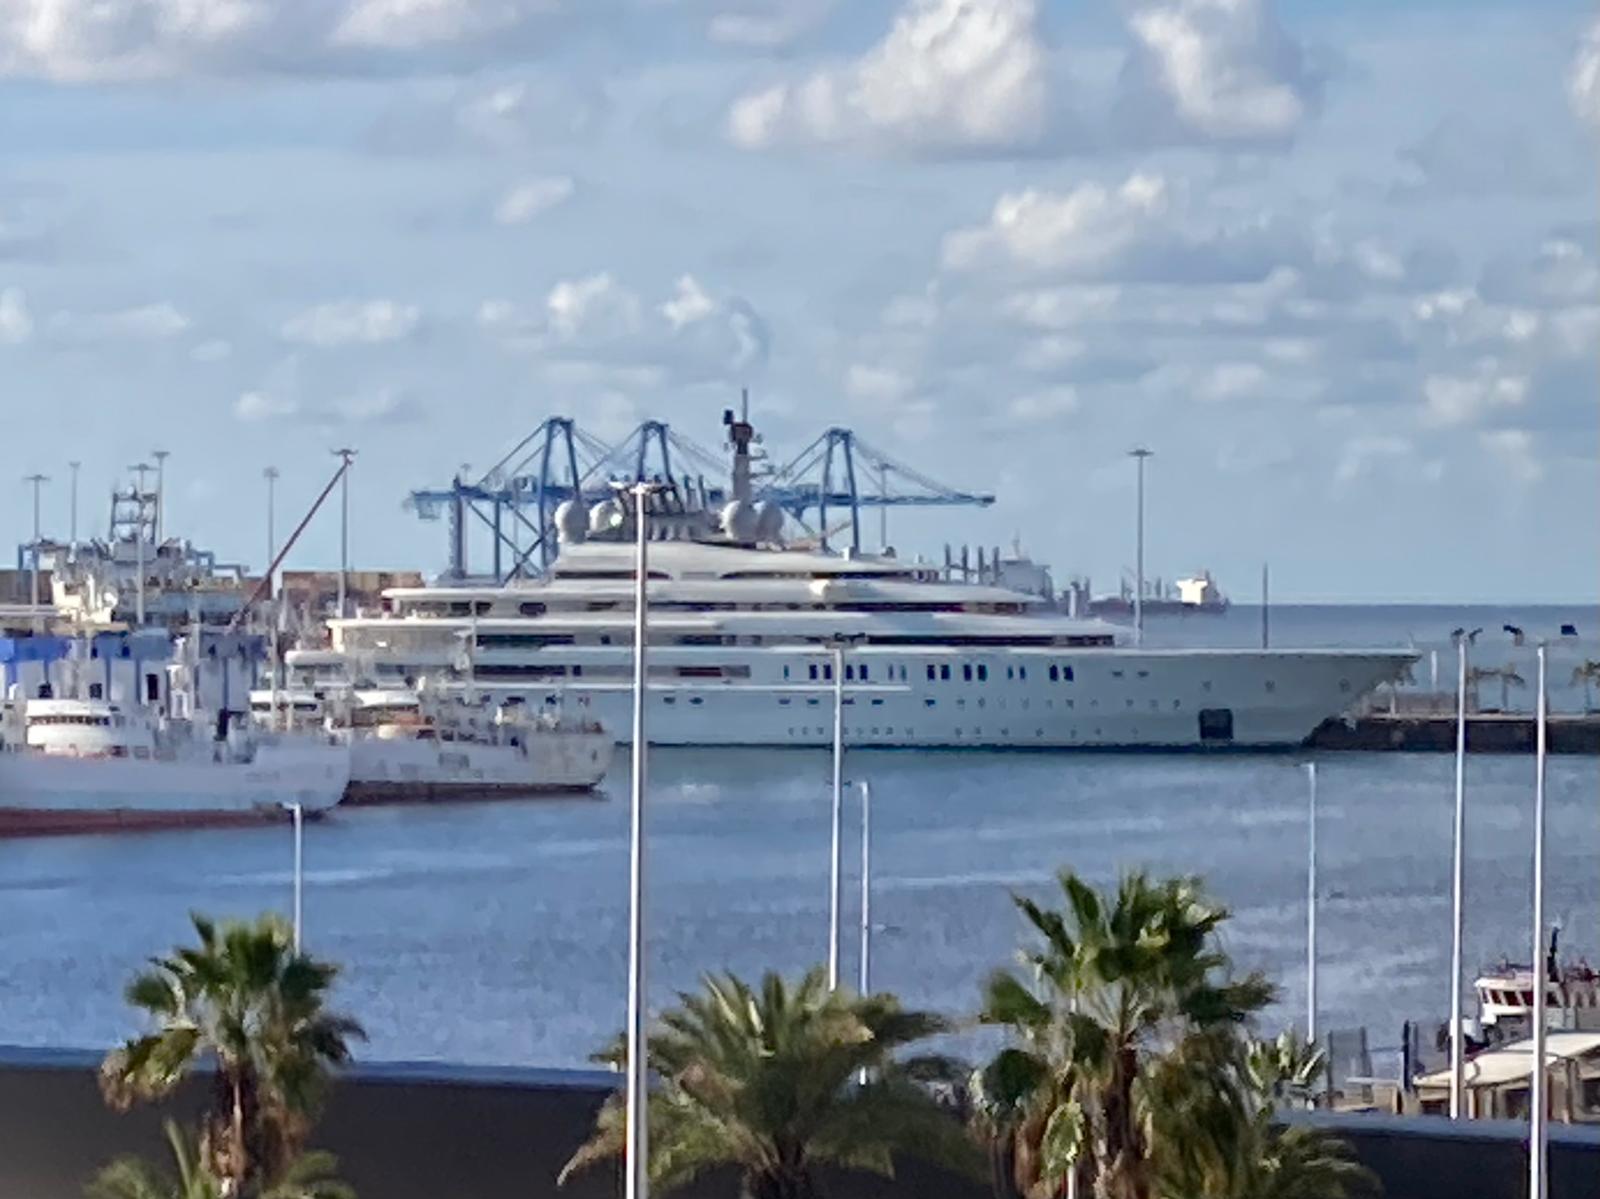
[
  {"left": 859, "top": 779, "right": 872, "bottom": 996},
  {"left": 1448, "top": 638, "right": 1468, "bottom": 1119},
  {"left": 289, "top": 802, "right": 303, "bottom": 952},
  {"left": 1128, "top": 448, "right": 1152, "bottom": 647},
  {"left": 1529, "top": 643, "right": 1549, "bottom": 1199},
  {"left": 624, "top": 481, "right": 658, "bottom": 1199},
  {"left": 829, "top": 640, "right": 846, "bottom": 991},
  {"left": 68, "top": 461, "right": 80, "bottom": 550},
  {"left": 1306, "top": 761, "right": 1318, "bottom": 1048},
  {"left": 332, "top": 450, "right": 356, "bottom": 618}
]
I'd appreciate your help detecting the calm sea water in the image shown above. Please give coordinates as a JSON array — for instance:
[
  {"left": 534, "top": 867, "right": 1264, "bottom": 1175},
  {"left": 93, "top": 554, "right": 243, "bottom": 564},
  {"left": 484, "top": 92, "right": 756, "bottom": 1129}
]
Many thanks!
[{"left": 0, "top": 605, "right": 1594, "bottom": 1069}]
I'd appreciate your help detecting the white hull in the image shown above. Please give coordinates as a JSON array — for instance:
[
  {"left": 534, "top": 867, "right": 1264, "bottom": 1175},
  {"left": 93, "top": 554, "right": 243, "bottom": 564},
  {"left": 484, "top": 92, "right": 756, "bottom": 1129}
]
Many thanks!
[
  {"left": 343, "top": 730, "right": 613, "bottom": 802},
  {"left": 454, "top": 648, "right": 1408, "bottom": 749},
  {"left": 0, "top": 740, "right": 350, "bottom": 836}
]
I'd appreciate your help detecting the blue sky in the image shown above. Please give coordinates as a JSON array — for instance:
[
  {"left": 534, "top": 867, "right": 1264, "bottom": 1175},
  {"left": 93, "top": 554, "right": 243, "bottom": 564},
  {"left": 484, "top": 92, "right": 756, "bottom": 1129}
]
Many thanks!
[{"left": 1, "top": 0, "right": 1596, "bottom": 602}]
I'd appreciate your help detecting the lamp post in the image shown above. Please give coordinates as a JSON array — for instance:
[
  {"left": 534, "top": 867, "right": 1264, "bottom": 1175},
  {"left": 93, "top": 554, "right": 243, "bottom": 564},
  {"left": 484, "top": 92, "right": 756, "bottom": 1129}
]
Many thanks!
[
  {"left": 1306, "top": 761, "right": 1318, "bottom": 1048},
  {"left": 286, "top": 802, "right": 303, "bottom": 952},
  {"left": 1448, "top": 637, "right": 1468, "bottom": 1118},
  {"left": 22, "top": 473, "right": 47, "bottom": 633},
  {"left": 623, "top": 480, "right": 661, "bottom": 1199},
  {"left": 68, "top": 460, "right": 80, "bottom": 550},
  {"left": 1128, "top": 448, "right": 1152, "bottom": 647},
  {"left": 826, "top": 637, "right": 855, "bottom": 991},
  {"left": 859, "top": 779, "right": 872, "bottom": 996},
  {"left": 1529, "top": 643, "right": 1549, "bottom": 1199},
  {"left": 332, "top": 449, "right": 356, "bottom": 618}
]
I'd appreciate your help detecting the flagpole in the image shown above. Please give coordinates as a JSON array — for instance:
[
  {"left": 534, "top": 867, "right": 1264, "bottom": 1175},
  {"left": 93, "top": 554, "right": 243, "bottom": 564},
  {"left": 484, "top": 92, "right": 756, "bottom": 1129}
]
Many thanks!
[
  {"left": 1449, "top": 638, "right": 1468, "bottom": 1119},
  {"left": 1528, "top": 643, "right": 1549, "bottom": 1199}
]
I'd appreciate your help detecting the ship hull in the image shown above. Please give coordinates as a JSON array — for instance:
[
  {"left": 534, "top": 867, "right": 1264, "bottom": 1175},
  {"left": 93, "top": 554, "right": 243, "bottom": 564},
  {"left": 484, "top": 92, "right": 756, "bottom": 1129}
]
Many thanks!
[
  {"left": 0, "top": 740, "right": 350, "bottom": 838},
  {"left": 340, "top": 730, "right": 612, "bottom": 804},
  {"left": 462, "top": 649, "right": 1414, "bottom": 750}
]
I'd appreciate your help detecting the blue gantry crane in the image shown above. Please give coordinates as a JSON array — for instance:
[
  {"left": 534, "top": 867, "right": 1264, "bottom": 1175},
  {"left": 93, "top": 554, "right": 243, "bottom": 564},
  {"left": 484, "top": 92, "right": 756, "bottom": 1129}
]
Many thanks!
[{"left": 406, "top": 410, "right": 996, "bottom": 582}]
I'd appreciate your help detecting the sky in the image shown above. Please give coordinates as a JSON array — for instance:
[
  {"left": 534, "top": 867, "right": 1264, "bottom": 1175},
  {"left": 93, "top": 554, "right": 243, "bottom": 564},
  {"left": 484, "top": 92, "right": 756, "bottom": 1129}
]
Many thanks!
[{"left": 0, "top": 0, "right": 1596, "bottom": 603}]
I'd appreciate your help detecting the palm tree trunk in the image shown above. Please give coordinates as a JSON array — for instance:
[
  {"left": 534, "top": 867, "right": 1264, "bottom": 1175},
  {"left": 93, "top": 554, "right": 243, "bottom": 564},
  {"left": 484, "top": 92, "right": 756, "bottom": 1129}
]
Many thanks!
[
  {"left": 745, "top": 1166, "right": 820, "bottom": 1199},
  {"left": 1096, "top": 1049, "right": 1150, "bottom": 1199}
]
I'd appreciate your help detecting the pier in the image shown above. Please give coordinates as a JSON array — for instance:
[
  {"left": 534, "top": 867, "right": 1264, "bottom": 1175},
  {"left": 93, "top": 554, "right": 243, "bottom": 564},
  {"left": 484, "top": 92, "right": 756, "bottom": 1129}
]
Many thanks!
[{"left": 1309, "top": 712, "right": 1600, "bottom": 754}]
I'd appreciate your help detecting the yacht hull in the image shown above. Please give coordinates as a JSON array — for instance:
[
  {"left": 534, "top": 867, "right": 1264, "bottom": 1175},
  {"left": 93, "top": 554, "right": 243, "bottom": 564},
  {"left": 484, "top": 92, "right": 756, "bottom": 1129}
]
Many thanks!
[{"left": 469, "top": 649, "right": 1415, "bottom": 750}]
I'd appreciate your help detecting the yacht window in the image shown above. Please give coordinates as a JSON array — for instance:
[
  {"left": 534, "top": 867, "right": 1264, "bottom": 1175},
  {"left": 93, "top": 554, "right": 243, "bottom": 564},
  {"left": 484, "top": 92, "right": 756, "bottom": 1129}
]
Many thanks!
[
  {"left": 809, "top": 664, "right": 819, "bottom": 681},
  {"left": 449, "top": 602, "right": 473, "bottom": 616},
  {"left": 519, "top": 602, "right": 547, "bottom": 616},
  {"left": 845, "top": 665, "right": 855, "bottom": 681},
  {"left": 783, "top": 666, "right": 791, "bottom": 680},
  {"left": 940, "top": 664, "right": 951, "bottom": 681},
  {"left": 572, "top": 665, "right": 583, "bottom": 677},
  {"left": 1006, "top": 666, "right": 1014, "bottom": 680},
  {"left": 926, "top": 664, "right": 936, "bottom": 681},
  {"left": 1049, "top": 665, "right": 1059, "bottom": 681},
  {"left": 89, "top": 683, "right": 104, "bottom": 699},
  {"left": 823, "top": 664, "right": 833, "bottom": 681},
  {"left": 475, "top": 602, "right": 492, "bottom": 616},
  {"left": 962, "top": 664, "right": 973, "bottom": 682},
  {"left": 977, "top": 664, "right": 988, "bottom": 682},
  {"left": 1062, "top": 666, "right": 1075, "bottom": 682},
  {"left": 1019, "top": 666, "right": 1027, "bottom": 680},
  {"left": 145, "top": 674, "right": 160, "bottom": 702},
  {"left": 860, "top": 664, "right": 870, "bottom": 681}
]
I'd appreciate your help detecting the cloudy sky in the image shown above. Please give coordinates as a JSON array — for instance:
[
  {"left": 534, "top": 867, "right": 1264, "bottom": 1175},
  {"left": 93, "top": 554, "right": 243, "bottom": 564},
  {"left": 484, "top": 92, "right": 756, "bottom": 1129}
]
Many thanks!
[{"left": 1, "top": 0, "right": 1596, "bottom": 602}]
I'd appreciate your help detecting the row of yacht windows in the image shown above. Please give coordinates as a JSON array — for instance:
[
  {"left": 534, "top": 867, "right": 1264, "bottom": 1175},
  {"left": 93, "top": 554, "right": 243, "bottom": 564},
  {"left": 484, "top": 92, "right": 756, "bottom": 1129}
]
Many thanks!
[{"left": 402, "top": 598, "right": 1050, "bottom": 620}]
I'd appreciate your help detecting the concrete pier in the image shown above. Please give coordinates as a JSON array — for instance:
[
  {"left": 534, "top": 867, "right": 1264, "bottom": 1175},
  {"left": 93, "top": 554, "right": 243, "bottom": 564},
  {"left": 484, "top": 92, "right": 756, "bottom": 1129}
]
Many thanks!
[{"left": 1308, "top": 713, "right": 1600, "bottom": 754}]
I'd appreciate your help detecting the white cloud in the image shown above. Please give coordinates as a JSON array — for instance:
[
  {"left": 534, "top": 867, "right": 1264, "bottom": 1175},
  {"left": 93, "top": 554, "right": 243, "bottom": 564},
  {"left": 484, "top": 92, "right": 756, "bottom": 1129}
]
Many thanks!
[
  {"left": 49, "top": 301, "right": 191, "bottom": 342},
  {"left": 546, "top": 273, "right": 640, "bottom": 340},
  {"left": 235, "top": 390, "right": 300, "bottom": 422},
  {"left": 705, "top": 0, "right": 836, "bottom": 48},
  {"left": 1334, "top": 434, "right": 1412, "bottom": 483},
  {"left": 1195, "top": 360, "right": 1270, "bottom": 402},
  {"left": 0, "top": 0, "right": 583, "bottom": 81},
  {"left": 190, "top": 338, "right": 232, "bottom": 362},
  {"left": 1480, "top": 429, "right": 1542, "bottom": 484},
  {"left": 1571, "top": 16, "right": 1600, "bottom": 126},
  {"left": 1006, "top": 385, "right": 1078, "bottom": 421},
  {"left": 492, "top": 175, "right": 574, "bottom": 225},
  {"left": 1422, "top": 364, "right": 1529, "bottom": 429},
  {"left": 367, "top": 77, "right": 608, "bottom": 154},
  {"left": 660, "top": 275, "right": 716, "bottom": 329},
  {"left": 0, "top": 286, "right": 32, "bottom": 344},
  {"left": 727, "top": 0, "right": 1048, "bottom": 153},
  {"left": 481, "top": 273, "right": 769, "bottom": 384},
  {"left": 281, "top": 300, "right": 422, "bottom": 347},
  {"left": 1118, "top": 0, "right": 1315, "bottom": 143},
  {"left": 941, "top": 175, "right": 1171, "bottom": 275},
  {"left": 845, "top": 363, "right": 915, "bottom": 403}
]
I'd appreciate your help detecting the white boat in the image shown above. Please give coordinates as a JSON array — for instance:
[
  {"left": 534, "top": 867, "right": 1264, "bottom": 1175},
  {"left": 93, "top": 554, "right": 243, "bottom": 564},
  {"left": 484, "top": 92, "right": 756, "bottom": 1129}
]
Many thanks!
[
  {"left": 248, "top": 687, "right": 613, "bottom": 801},
  {"left": 1474, "top": 934, "right": 1600, "bottom": 1039},
  {"left": 0, "top": 696, "right": 348, "bottom": 837},
  {"left": 278, "top": 420, "right": 1413, "bottom": 751}
]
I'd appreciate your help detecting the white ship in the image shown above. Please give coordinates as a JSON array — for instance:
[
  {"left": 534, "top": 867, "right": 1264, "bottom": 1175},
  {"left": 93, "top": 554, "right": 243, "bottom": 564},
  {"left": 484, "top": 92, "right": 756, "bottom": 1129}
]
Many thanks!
[
  {"left": 0, "top": 696, "right": 348, "bottom": 837},
  {"left": 277, "top": 424, "right": 1413, "bottom": 752},
  {"left": 248, "top": 688, "right": 613, "bottom": 801}
]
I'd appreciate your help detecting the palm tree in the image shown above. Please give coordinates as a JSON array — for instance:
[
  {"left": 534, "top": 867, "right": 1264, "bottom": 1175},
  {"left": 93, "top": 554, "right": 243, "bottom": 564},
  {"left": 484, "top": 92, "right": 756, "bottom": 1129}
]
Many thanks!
[
  {"left": 100, "top": 914, "right": 364, "bottom": 1191},
  {"left": 560, "top": 967, "right": 982, "bottom": 1199},
  {"left": 1572, "top": 660, "right": 1600, "bottom": 713},
  {"left": 1166, "top": 1033, "right": 1376, "bottom": 1199},
  {"left": 979, "top": 871, "right": 1274, "bottom": 1199},
  {"left": 87, "top": 1120, "right": 354, "bottom": 1199}
]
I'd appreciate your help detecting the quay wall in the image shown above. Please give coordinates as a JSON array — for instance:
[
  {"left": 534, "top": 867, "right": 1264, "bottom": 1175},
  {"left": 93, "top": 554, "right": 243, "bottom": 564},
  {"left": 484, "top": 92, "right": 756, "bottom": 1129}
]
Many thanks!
[{"left": 0, "top": 1048, "right": 1595, "bottom": 1199}]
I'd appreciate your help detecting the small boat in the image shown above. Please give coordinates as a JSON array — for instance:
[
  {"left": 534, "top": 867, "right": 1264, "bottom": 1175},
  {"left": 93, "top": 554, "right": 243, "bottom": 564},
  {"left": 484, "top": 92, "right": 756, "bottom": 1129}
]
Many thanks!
[
  {"left": 249, "top": 687, "right": 613, "bottom": 802},
  {"left": 1473, "top": 931, "right": 1600, "bottom": 1042},
  {"left": 0, "top": 695, "right": 349, "bottom": 837}
]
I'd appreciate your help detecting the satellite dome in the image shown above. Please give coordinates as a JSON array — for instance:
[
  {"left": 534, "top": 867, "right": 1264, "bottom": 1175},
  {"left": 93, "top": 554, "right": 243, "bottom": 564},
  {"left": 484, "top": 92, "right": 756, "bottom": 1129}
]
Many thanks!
[
  {"left": 755, "top": 500, "right": 785, "bottom": 544},
  {"left": 721, "top": 499, "right": 759, "bottom": 542},
  {"left": 554, "top": 500, "right": 587, "bottom": 543},
  {"left": 589, "top": 499, "right": 624, "bottom": 535}
]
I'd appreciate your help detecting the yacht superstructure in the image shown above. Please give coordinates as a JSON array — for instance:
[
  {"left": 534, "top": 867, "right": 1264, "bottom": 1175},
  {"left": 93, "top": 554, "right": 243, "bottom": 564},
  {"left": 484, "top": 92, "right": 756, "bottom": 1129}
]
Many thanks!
[{"left": 282, "top": 418, "right": 1414, "bottom": 750}]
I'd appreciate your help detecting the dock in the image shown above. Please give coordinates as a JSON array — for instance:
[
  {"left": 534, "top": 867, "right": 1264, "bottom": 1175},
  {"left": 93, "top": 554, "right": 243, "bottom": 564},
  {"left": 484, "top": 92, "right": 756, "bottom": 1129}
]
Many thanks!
[{"left": 1308, "top": 712, "right": 1600, "bottom": 754}]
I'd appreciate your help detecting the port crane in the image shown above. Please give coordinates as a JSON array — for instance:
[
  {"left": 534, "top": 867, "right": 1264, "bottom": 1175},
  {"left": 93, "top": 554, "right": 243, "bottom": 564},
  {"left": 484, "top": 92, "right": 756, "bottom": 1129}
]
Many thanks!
[{"left": 406, "top": 406, "right": 995, "bottom": 582}]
